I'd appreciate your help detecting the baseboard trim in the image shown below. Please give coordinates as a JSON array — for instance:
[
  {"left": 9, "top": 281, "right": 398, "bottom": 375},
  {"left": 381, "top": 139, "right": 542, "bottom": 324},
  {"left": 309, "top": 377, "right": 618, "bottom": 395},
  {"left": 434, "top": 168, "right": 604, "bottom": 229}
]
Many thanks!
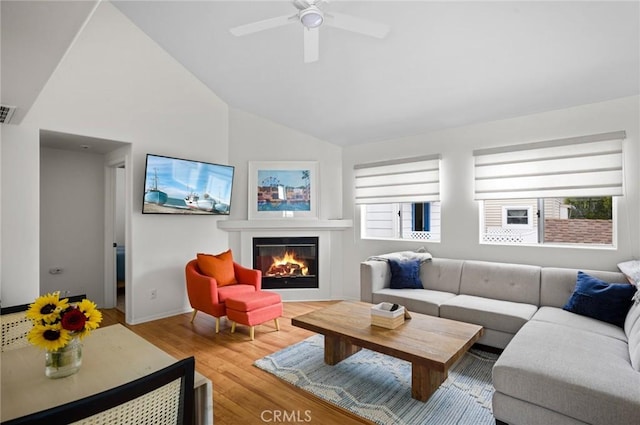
[{"left": 127, "top": 306, "right": 191, "bottom": 325}]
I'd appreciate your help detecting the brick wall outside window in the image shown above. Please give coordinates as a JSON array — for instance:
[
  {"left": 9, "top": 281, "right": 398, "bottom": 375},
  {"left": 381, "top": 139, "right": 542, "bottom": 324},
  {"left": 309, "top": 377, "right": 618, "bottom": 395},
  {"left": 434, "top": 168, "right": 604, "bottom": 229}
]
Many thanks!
[{"left": 544, "top": 219, "right": 612, "bottom": 244}]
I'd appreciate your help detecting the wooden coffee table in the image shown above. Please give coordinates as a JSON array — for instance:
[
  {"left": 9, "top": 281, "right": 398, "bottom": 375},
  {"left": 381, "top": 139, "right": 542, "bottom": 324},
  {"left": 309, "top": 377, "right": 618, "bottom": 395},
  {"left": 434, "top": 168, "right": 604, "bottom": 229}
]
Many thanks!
[{"left": 291, "top": 301, "right": 483, "bottom": 402}]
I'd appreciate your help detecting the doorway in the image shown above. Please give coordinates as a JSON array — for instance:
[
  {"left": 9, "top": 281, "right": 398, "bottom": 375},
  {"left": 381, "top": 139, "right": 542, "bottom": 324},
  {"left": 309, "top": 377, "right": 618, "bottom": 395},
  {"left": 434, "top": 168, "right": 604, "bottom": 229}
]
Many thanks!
[
  {"left": 104, "top": 152, "right": 130, "bottom": 314},
  {"left": 114, "top": 166, "right": 126, "bottom": 312},
  {"left": 39, "top": 130, "right": 130, "bottom": 313}
]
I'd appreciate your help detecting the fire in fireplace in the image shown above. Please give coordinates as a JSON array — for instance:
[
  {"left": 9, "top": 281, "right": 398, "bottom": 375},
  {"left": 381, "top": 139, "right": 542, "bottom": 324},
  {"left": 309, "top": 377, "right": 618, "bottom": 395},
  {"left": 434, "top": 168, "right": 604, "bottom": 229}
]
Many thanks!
[
  {"left": 266, "top": 251, "right": 309, "bottom": 277},
  {"left": 253, "top": 237, "right": 318, "bottom": 289}
]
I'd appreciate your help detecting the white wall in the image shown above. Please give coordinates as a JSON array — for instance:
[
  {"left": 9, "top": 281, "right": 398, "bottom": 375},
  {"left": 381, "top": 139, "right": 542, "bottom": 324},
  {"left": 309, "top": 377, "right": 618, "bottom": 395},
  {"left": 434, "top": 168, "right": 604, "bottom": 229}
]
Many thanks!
[
  {"left": 40, "top": 147, "right": 105, "bottom": 302},
  {"left": 1, "top": 125, "right": 41, "bottom": 306},
  {"left": 342, "top": 96, "right": 640, "bottom": 300},
  {"left": 228, "top": 108, "right": 343, "bottom": 223},
  {"left": 1, "top": 2, "right": 230, "bottom": 323}
]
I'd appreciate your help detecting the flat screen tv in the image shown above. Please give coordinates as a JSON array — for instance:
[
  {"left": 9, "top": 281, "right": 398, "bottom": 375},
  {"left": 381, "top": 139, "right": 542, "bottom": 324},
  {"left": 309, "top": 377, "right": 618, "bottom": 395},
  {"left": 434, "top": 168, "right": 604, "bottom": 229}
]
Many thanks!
[{"left": 142, "top": 154, "right": 234, "bottom": 215}]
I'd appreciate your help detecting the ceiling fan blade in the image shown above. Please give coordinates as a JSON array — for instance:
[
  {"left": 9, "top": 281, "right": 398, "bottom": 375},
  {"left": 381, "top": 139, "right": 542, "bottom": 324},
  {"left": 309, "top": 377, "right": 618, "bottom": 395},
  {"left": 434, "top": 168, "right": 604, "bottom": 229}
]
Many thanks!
[
  {"left": 324, "top": 12, "right": 389, "bottom": 39},
  {"left": 229, "top": 14, "right": 297, "bottom": 37},
  {"left": 293, "top": 0, "right": 312, "bottom": 11},
  {"left": 304, "top": 27, "right": 319, "bottom": 63}
]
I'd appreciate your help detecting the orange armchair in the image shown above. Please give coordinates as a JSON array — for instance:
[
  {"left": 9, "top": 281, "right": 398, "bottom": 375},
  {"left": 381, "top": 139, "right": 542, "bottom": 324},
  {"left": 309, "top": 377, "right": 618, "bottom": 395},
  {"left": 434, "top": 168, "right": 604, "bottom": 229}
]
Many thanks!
[{"left": 185, "top": 259, "right": 261, "bottom": 333}]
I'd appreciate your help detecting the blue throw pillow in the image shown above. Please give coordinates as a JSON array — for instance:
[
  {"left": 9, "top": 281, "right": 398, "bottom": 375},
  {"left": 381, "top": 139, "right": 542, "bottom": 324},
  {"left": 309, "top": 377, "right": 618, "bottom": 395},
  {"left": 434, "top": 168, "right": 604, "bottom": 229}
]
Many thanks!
[
  {"left": 563, "top": 271, "right": 637, "bottom": 328},
  {"left": 388, "top": 259, "right": 423, "bottom": 289}
]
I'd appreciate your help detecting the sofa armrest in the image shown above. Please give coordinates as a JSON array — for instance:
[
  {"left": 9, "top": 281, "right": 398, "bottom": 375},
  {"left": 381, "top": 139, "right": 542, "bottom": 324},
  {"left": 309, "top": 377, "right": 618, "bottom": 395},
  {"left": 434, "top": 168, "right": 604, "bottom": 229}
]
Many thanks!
[{"left": 360, "top": 261, "right": 391, "bottom": 302}]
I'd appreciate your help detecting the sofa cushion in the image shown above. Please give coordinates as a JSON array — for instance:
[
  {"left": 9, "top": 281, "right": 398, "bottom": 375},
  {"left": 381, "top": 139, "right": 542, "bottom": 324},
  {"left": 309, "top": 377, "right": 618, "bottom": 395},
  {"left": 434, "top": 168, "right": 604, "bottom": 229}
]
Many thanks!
[
  {"left": 439, "top": 294, "right": 537, "bottom": 334},
  {"left": 493, "top": 320, "right": 640, "bottom": 425},
  {"left": 625, "top": 302, "right": 640, "bottom": 337},
  {"left": 625, "top": 302, "right": 640, "bottom": 371},
  {"left": 630, "top": 334, "right": 640, "bottom": 372},
  {"left": 541, "top": 267, "right": 629, "bottom": 308},
  {"left": 493, "top": 392, "right": 595, "bottom": 425},
  {"left": 372, "top": 288, "right": 456, "bottom": 317},
  {"left": 459, "top": 260, "right": 540, "bottom": 305},
  {"left": 420, "top": 258, "right": 464, "bottom": 294},
  {"left": 562, "top": 271, "right": 636, "bottom": 328},
  {"left": 532, "top": 306, "right": 627, "bottom": 342},
  {"left": 388, "top": 259, "right": 423, "bottom": 289}
]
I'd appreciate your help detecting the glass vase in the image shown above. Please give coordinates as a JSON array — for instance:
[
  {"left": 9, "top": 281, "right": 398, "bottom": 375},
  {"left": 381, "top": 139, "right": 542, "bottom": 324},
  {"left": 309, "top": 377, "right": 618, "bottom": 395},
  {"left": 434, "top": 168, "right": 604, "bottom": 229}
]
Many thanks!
[{"left": 45, "top": 337, "right": 82, "bottom": 379}]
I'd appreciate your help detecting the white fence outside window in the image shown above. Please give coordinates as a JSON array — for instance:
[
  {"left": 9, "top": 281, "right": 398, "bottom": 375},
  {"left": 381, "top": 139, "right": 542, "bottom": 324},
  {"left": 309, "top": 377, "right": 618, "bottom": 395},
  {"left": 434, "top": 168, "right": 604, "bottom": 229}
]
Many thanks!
[{"left": 482, "top": 227, "right": 538, "bottom": 244}]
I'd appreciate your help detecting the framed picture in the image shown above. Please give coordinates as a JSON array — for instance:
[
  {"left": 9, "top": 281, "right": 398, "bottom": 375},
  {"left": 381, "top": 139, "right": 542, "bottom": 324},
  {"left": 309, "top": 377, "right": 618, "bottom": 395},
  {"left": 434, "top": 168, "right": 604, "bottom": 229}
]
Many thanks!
[
  {"left": 248, "top": 161, "right": 318, "bottom": 219},
  {"left": 142, "top": 154, "right": 235, "bottom": 215}
]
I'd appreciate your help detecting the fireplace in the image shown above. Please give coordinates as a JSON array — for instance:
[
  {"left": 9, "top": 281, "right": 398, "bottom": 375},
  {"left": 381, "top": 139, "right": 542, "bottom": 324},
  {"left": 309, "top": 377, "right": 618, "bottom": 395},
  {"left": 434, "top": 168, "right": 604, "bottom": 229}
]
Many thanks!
[{"left": 253, "top": 237, "right": 319, "bottom": 289}]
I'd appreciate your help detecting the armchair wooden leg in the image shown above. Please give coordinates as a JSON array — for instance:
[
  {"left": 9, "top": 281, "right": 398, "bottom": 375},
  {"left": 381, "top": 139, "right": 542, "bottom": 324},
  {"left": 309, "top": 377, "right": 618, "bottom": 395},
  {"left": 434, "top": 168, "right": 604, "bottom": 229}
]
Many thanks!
[
  {"left": 215, "top": 317, "right": 220, "bottom": 334},
  {"left": 274, "top": 318, "right": 280, "bottom": 331},
  {"left": 190, "top": 310, "right": 198, "bottom": 323},
  {"left": 231, "top": 322, "right": 236, "bottom": 333},
  {"left": 250, "top": 326, "right": 255, "bottom": 341}
]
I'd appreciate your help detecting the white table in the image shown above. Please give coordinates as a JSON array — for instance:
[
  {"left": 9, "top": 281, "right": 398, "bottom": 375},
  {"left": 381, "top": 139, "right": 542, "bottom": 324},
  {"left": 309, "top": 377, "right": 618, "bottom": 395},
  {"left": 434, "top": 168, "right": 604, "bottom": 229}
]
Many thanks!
[{"left": 1, "top": 324, "right": 213, "bottom": 424}]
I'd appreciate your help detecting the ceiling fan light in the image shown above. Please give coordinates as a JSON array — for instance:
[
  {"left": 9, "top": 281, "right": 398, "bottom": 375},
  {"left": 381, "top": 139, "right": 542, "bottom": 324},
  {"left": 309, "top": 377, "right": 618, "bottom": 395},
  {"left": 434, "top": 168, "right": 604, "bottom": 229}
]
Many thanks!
[{"left": 300, "top": 7, "right": 323, "bottom": 29}]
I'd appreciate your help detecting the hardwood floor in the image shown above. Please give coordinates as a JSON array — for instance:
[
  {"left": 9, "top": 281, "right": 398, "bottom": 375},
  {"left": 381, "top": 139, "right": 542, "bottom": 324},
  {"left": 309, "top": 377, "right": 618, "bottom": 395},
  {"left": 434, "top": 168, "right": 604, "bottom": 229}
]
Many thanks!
[{"left": 100, "top": 302, "right": 373, "bottom": 425}]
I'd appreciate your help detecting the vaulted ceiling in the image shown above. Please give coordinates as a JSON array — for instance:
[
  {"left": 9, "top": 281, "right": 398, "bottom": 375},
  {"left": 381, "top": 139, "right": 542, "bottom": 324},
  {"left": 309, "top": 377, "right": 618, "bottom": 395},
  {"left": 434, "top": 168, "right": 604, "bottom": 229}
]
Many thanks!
[{"left": 2, "top": 1, "right": 639, "bottom": 146}]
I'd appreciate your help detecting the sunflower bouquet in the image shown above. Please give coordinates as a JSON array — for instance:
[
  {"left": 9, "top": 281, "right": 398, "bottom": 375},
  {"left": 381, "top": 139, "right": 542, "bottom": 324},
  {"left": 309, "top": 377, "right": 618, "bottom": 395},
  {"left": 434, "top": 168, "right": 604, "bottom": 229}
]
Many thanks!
[{"left": 26, "top": 291, "right": 103, "bottom": 351}]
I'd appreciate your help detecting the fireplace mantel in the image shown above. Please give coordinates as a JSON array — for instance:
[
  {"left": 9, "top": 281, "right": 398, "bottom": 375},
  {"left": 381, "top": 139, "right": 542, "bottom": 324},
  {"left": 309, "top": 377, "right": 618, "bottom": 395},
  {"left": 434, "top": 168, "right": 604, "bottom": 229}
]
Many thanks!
[
  {"left": 217, "top": 219, "right": 352, "bottom": 232},
  {"left": 218, "top": 219, "right": 351, "bottom": 301}
]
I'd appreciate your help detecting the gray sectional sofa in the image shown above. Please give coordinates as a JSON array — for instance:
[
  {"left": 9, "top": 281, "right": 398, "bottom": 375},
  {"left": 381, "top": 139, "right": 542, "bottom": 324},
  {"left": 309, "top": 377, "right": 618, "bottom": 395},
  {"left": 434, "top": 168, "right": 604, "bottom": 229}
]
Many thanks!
[{"left": 360, "top": 256, "right": 640, "bottom": 425}]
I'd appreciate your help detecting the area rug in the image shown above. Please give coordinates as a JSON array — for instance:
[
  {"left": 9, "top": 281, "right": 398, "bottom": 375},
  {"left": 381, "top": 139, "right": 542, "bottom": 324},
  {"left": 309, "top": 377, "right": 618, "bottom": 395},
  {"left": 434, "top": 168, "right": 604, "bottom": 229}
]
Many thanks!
[{"left": 255, "top": 335, "right": 498, "bottom": 425}]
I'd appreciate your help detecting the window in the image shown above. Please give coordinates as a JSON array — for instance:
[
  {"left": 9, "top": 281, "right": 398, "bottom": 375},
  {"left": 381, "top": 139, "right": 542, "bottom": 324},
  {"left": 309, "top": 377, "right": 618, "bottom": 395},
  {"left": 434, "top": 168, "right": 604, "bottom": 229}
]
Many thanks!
[
  {"left": 355, "top": 155, "right": 441, "bottom": 242},
  {"left": 481, "top": 197, "right": 614, "bottom": 245},
  {"left": 413, "top": 203, "right": 430, "bottom": 231},
  {"left": 361, "top": 202, "right": 441, "bottom": 241},
  {"left": 503, "top": 206, "right": 532, "bottom": 227},
  {"left": 474, "top": 130, "right": 624, "bottom": 247}
]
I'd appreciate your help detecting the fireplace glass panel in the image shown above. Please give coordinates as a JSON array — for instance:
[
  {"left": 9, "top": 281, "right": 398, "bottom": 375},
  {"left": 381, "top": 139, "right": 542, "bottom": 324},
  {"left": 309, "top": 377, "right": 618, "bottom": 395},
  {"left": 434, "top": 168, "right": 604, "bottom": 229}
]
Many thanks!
[{"left": 253, "top": 237, "right": 318, "bottom": 289}]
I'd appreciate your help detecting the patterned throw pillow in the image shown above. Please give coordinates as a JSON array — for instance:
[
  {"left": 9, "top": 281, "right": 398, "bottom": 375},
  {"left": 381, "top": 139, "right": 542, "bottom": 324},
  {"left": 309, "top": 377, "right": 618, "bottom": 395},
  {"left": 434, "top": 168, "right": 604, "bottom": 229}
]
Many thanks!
[{"left": 618, "top": 260, "right": 640, "bottom": 285}]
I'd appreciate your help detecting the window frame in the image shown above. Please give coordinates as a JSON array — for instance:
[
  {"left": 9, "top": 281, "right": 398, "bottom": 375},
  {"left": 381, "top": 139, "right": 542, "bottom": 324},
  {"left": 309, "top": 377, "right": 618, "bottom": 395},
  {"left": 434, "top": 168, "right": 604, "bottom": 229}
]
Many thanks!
[{"left": 479, "top": 197, "right": 617, "bottom": 249}]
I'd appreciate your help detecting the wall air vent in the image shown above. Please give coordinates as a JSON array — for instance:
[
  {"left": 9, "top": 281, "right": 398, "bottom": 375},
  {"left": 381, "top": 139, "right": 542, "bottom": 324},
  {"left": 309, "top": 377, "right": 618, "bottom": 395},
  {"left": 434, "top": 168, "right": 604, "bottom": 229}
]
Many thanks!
[{"left": 0, "top": 105, "right": 17, "bottom": 124}]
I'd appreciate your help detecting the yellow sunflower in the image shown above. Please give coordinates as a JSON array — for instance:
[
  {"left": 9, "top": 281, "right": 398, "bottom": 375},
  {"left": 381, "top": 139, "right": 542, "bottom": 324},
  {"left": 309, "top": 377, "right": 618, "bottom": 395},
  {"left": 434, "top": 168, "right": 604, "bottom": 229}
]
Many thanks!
[
  {"left": 26, "top": 292, "right": 69, "bottom": 324},
  {"left": 27, "top": 323, "right": 72, "bottom": 351},
  {"left": 78, "top": 299, "right": 102, "bottom": 333}
]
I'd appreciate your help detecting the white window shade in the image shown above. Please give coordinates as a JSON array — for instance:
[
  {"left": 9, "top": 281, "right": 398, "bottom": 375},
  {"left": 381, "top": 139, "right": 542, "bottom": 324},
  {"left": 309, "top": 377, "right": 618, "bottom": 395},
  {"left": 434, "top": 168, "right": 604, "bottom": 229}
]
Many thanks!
[
  {"left": 473, "top": 131, "right": 625, "bottom": 200},
  {"left": 354, "top": 154, "right": 440, "bottom": 204}
]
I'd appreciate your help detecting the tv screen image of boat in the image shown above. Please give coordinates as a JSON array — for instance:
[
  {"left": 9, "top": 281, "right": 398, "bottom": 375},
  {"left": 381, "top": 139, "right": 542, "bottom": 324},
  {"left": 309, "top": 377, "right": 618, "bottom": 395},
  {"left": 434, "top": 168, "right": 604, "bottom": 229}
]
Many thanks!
[{"left": 142, "top": 154, "right": 234, "bottom": 215}]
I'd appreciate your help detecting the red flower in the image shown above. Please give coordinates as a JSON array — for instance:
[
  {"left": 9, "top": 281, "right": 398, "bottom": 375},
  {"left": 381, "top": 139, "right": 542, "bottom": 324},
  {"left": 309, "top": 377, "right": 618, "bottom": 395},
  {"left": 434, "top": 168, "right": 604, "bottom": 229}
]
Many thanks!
[{"left": 61, "top": 308, "right": 87, "bottom": 332}]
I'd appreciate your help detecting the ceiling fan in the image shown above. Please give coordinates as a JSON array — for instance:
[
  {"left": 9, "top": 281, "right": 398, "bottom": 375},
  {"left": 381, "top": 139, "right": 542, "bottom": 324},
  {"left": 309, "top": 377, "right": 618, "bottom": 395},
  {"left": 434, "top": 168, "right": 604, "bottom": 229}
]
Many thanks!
[{"left": 229, "top": 0, "right": 390, "bottom": 63}]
